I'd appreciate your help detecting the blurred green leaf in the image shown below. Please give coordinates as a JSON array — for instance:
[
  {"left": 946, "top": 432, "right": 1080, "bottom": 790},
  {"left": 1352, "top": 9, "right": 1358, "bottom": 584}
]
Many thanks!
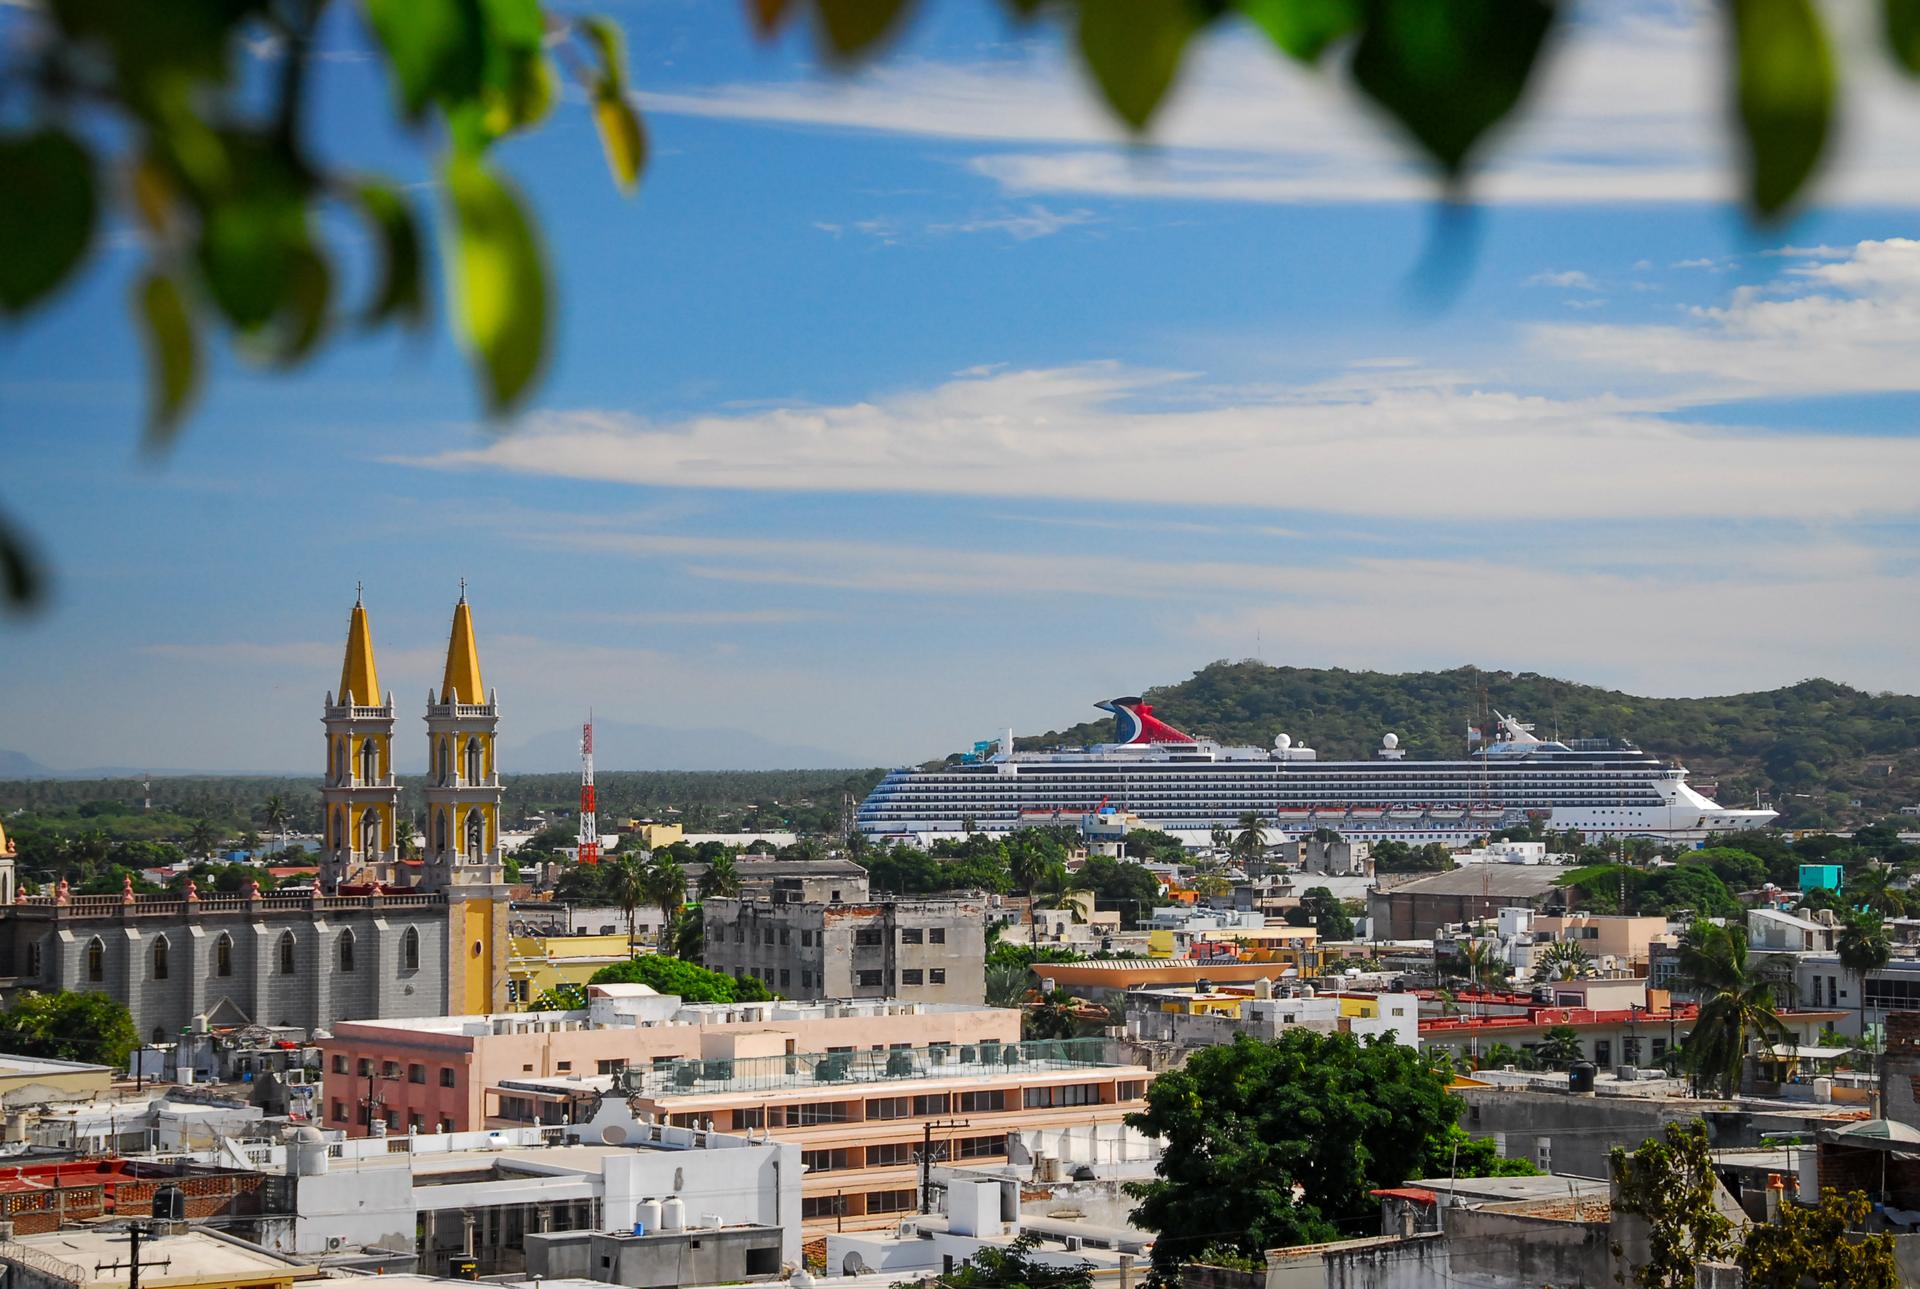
[
  {"left": 813, "top": 0, "right": 911, "bottom": 59},
  {"left": 1349, "top": 0, "right": 1556, "bottom": 180},
  {"left": 593, "top": 85, "right": 648, "bottom": 192},
  {"left": 1887, "top": 0, "right": 1920, "bottom": 72},
  {"left": 0, "top": 510, "right": 44, "bottom": 611},
  {"left": 136, "top": 271, "right": 199, "bottom": 447},
  {"left": 0, "top": 129, "right": 97, "bottom": 315},
  {"left": 364, "top": 0, "right": 487, "bottom": 119},
  {"left": 268, "top": 247, "right": 332, "bottom": 364},
  {"left": 1238, "top": 0, "right": 1361, "bottom": 63},
  {"left": 748, "top": 0, "right": 796, "bottom": 36},
  {"left": 355, "top": 181, "right": 427, "bottom": 327},
  {"left": 446, "top": 156, "right": 548, "bottom": 412},
  {"left": 478, "top": 0, "right": 554, "bottom": 136},
  {"left": 1734, "top": 0, "right": 1833, "bottom": 216},
  {"left": 580, "top": 15, "right": 629, "bottom": 88},
  {"left": 1078, "top": 0, "right": 1204, "bottom": 131},
  {"left": 197, "top": 201, "right": 296, "bottom": 331}
]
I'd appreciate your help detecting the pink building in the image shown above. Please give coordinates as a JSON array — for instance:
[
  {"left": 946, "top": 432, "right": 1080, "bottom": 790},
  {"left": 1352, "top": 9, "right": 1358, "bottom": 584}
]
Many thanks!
[{"left": 318, "top": 984, "right": 1019, "bottom": 1134}]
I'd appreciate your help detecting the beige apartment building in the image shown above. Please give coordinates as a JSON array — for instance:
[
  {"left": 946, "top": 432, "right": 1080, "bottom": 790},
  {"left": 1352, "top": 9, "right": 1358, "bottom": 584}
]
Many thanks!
[
  {"left": 511, "top": 1036, "right": 1154, "bottom": 1229},
  {"left": 1529, "top": 914, "right": 1670, "bottom": 972},
  {"left": 317, "top": 984, "right": 1018, "bottom": 1135}
]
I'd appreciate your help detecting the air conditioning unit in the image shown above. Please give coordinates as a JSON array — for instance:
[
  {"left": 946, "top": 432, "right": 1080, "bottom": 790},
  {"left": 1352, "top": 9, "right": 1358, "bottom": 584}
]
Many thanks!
[
  {"left": 326, "top": 1236, "right": 346, "bottom": 1252},
  {"left": 897, "top": 1221, "right": 918, "bottom": 1238},
  {"left": 1063, "top": 1237, "right": 1083, "bottom": 1251}
]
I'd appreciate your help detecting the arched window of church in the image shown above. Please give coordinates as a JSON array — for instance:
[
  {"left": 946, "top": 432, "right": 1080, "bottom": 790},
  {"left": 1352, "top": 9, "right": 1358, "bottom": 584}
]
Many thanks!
[
  {"left": 334, "top": 739, "right": 346, "bottom": 784},
  {"left": 152, "top": 937, "right": 169, "bottom": 981},
  {"left": 333, "top": 807, "right": 346, "bottom": 850},
  {"left": 360, "top": 737, "right": 379, "bottom": 784},
  {"left": 465, "top": 809, "right": 484, "bottom": 863},
  {"left": 214, "top": 933, "right": 233, "bottom": 978},
  {"left": 361, "top": 809, "right": 380, "bottom": 855},
  {"left": 438, "top": 738, "right": 451, "bottom": 786},
  {"left": 279, "top": 932, "right": 297, "bottom": 975},
  {"left": 339, "top": 930, "right": 356, "bottom": 973},
  {"left": 465, "top": 738, "right": 482, "bottom": 785},
  {"left": 434, "top": 811, "right": 448, "bottom": 856},
  {"left": 86, "top": 937, "right": 105, "bottom": 983},
  {"left": 402, "top": 927, "right": 420, "bottom": 971}
]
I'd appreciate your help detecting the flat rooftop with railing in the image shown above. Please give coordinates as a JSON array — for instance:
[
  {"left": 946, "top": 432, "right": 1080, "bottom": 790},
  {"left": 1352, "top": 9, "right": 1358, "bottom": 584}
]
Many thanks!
[{"left": 616, "top": 1036, "right": 1133, "bottom": 1099}]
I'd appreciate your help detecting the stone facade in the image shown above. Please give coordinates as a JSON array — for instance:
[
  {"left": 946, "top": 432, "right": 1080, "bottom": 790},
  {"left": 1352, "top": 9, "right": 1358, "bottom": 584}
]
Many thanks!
[
  {"left": 0, "top": 890, "right": 454, "bottom": 1042},
  {"left": 702, "top": 895, "right": 987, "bottom": 1005}
]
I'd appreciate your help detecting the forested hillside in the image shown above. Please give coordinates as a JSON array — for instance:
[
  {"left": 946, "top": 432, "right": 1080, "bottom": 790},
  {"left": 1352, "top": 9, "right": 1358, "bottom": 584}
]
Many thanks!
[{"left": 1018, "top": 662, "right": 1920, "bottom": 829}]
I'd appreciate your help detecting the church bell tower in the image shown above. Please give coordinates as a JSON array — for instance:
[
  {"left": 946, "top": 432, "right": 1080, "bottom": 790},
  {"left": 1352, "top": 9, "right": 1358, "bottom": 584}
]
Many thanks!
[
  {"left": 421, "top": 585, "right": 504, "bottom": 888},
  {"left": 321, "top": 588, "right": 400, "bottom": 891}
]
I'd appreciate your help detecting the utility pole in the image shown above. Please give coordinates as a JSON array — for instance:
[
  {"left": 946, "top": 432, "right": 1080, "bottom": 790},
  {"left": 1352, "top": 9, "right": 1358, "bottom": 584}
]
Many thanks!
[
  {"left": 917, "top": 1118, "right": 970, "bottom": 1214},
  {"left": 94, "top": 1222, "right": 170, "bottom": 1289},
  {"left": 361, "top": 1069, "right": 397, "bottom": 1137}
]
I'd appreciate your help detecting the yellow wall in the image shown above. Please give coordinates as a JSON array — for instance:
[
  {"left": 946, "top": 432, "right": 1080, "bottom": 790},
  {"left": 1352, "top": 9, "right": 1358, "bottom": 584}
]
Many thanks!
[
  {"left": 508, "top": 934, "right": 635, "bottom": 1006},
  {"left": 463, "top": 897, "right": 496, "bottom": 1010}
]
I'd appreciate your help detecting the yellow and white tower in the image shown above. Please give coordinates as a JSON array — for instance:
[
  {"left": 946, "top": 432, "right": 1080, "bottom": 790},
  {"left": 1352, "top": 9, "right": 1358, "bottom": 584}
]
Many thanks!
[
  {"left": 421, "top": 585, "right": 504, "bottom": 889},
  {"left": 321, "top": 589, "right": 400, "bottom": 891}
]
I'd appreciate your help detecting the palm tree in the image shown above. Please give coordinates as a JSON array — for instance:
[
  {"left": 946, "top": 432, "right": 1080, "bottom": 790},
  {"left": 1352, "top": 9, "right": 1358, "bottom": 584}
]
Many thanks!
[
  {"left": 394, "top": 816, "right": 417, "bottom": 859},
  {"left": 985, "top": 961, "right": 1031, "bottom": 1010},
  {"left": 697, "top": 852, "right": 741, "bottom": 899},
  {"left": 1031, "top": 862, "right": 1088, "bottom": 926},
  {"left": 1208, "top": 824, "right": 1231, "bottom": 855},
  {"left": 261, "top": 794, "right": 288, "bottom": 857},
  {"left": 1459, "top": 941, "right": 1510, "bottom": 992},
  {"left": 185, "top": 818, "right": 220, "bottom": 860},
  {"left": 1676, "top": 920, "right": 1788, "bottom": 1096},
  {"left": 1535, "top": 940, "right": 1592, "bottom": 981},
  {"left": 642, "top": 852, "right": 687, "bottom": 947},
  {"left": 1838, "top": 913, "right": 1892, "bottom": 1048},
  {"left": 1231, "top": 812, "right": 1268, "bottom": 865},
  {"left": 1850, "top": 868, "right": 1906, "bottom": 919},
  {"left": 611, "top": 852, "right": 648, "bottom": 953},
  {"left": 1535, "top": 1025, "right": 1585, "bottom": 1070}
]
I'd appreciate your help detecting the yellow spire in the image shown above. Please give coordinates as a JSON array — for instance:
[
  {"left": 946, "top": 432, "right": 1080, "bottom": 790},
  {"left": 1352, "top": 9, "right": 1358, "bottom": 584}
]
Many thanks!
[
  {"left": 439, "top": 585, "right": 485, "bottom": 704},
  {"left": 338, "top": 589, "right": 382, "bottom": 706}
]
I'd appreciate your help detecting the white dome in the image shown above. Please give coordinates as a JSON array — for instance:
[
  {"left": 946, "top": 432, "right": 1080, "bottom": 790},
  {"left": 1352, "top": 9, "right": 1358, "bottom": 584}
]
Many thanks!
[
  {"left": 1274, "top": 733, "right": 1292, "bottom": 750},
  {"left": 1382, "top": 732, "right": 1399, "bottom": 749}
]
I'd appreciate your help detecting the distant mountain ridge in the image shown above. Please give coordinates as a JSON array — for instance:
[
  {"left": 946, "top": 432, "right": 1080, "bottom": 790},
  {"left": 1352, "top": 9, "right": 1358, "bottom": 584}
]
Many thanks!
[
  {"left": 503, "top": 720, "right": 865, "bottom": 772},
  {"left": 1017, "top": 662, "right": 1920, "bottom": 829}
]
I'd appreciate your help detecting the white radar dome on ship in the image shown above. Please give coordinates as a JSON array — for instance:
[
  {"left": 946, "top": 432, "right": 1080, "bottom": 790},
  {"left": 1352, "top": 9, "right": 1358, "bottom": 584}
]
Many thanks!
[
  {"left": 1382, "top": 733, "right": 1399, "bottom": 749},
  {"left": 1274, "top": 733, "right": 1293, "bottom": 750}
]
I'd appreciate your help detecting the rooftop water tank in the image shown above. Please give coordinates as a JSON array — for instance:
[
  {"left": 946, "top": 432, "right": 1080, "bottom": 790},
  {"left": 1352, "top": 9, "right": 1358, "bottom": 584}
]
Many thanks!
[
  {"left": 1568, "top": 1061, "right": 1597, "bottom": 1095},
  {"left": 636, "top": 1198, "right": 662, "bottom": 1232},
  {"left": 661, "top": 1197, "right": 686, "bottom": 1232}
]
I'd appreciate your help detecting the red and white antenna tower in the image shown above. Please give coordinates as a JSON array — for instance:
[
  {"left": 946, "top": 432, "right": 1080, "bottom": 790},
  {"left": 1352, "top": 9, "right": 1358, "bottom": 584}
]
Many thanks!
[{"left": 577, "top": 714, "right": 600, "bottom": 866}]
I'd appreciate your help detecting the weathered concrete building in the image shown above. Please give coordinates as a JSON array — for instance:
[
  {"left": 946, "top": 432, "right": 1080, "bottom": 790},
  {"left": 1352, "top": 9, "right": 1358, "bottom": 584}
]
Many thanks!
[{"left": 701, "top": 894, "right": 987, "bottom": 1005}]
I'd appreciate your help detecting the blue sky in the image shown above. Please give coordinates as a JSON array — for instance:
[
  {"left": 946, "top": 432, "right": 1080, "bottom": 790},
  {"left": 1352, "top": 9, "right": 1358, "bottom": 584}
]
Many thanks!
[{"left": 8, "top": 0, "right": 1920, "bottom": 772}]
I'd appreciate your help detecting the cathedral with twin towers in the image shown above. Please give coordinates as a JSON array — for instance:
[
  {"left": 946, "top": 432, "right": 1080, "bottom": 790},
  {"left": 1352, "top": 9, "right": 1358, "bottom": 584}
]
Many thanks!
[{"left": 322, "top": 585, "right": 505, "bottom": 893}]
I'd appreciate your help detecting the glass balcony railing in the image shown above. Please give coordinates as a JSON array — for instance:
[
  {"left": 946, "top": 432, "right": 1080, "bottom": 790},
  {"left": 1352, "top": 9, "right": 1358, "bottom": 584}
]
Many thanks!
[{"left": 615, "top": 1036, "right": 1121, "bottom": 1099}]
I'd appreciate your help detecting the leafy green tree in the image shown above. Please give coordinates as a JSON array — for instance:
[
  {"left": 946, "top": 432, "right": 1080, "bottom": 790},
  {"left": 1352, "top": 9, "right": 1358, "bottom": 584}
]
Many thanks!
[
  {"left": 0, "top": 992, "right": 138, "bottom": 1068},
  {"left": 901, "top": 1231, "right": 1090, "bottom": 1289},
  {"left": 1285, "top": 885, "right": 1355, "bottom": 941},
  {"left": 1124, "top": 1030, "right": 1509, "bottom": 1271},
  {"left": 1740, "top": 1187, "right": 1899, "bottom": 1289},
  {"left": 1677, "top": 921, "right": 1787, "bottom": 1095},
  {"left": 589, "top": 955, "right": 770, "bottom": 1003},
  {"left": 1074, "top": 856, "right": 1162, "bottom": 930},
  {"left": 1610, "top": 1121, "right": 1737, "bottom": 1289}
]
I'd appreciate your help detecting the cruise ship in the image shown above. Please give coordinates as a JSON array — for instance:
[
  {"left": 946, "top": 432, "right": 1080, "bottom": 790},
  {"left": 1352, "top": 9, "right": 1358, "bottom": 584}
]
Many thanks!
[{"left": 856, "top": 698, "right": 1776, "bottom": 845}]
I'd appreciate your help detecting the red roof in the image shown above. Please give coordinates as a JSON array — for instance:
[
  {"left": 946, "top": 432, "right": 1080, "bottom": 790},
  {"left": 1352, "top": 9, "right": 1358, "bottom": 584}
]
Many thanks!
[{"left": 1370, "top": 1188, "right": 1439, "bottom": 1204}]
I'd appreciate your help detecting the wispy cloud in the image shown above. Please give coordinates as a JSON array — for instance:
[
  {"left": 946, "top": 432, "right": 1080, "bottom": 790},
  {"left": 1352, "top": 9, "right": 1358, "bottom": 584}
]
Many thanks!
[
  {"left": 817, "top": 205, "right": 1098, "bottom": 243},
  {"left": 1526, "top": 270, "right": 1601, "bottom": 291}
]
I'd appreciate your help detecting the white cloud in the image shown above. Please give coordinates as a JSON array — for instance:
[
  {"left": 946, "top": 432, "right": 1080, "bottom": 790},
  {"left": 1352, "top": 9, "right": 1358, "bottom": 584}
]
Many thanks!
[
  {"left": 1538, "top": 237, "right": 1920, "bottom": 396},
  {"left": 639, "top": 8, "right": 1920, "bottom": 207},
  {"left": 926, "top": 205, "right": 1098, "bottom": 240},
  {"left": 1527, "top": 270, "right": 1601, "bottom": 290},
  {"left": 400, "top": 362, "right": 1920, "bottom": 525}
]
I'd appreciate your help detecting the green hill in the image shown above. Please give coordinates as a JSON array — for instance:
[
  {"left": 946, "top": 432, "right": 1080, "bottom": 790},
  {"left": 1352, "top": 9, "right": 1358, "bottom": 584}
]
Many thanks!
[{"left": 1016, "top": 662, "right": 1920, "bottom": 830}]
